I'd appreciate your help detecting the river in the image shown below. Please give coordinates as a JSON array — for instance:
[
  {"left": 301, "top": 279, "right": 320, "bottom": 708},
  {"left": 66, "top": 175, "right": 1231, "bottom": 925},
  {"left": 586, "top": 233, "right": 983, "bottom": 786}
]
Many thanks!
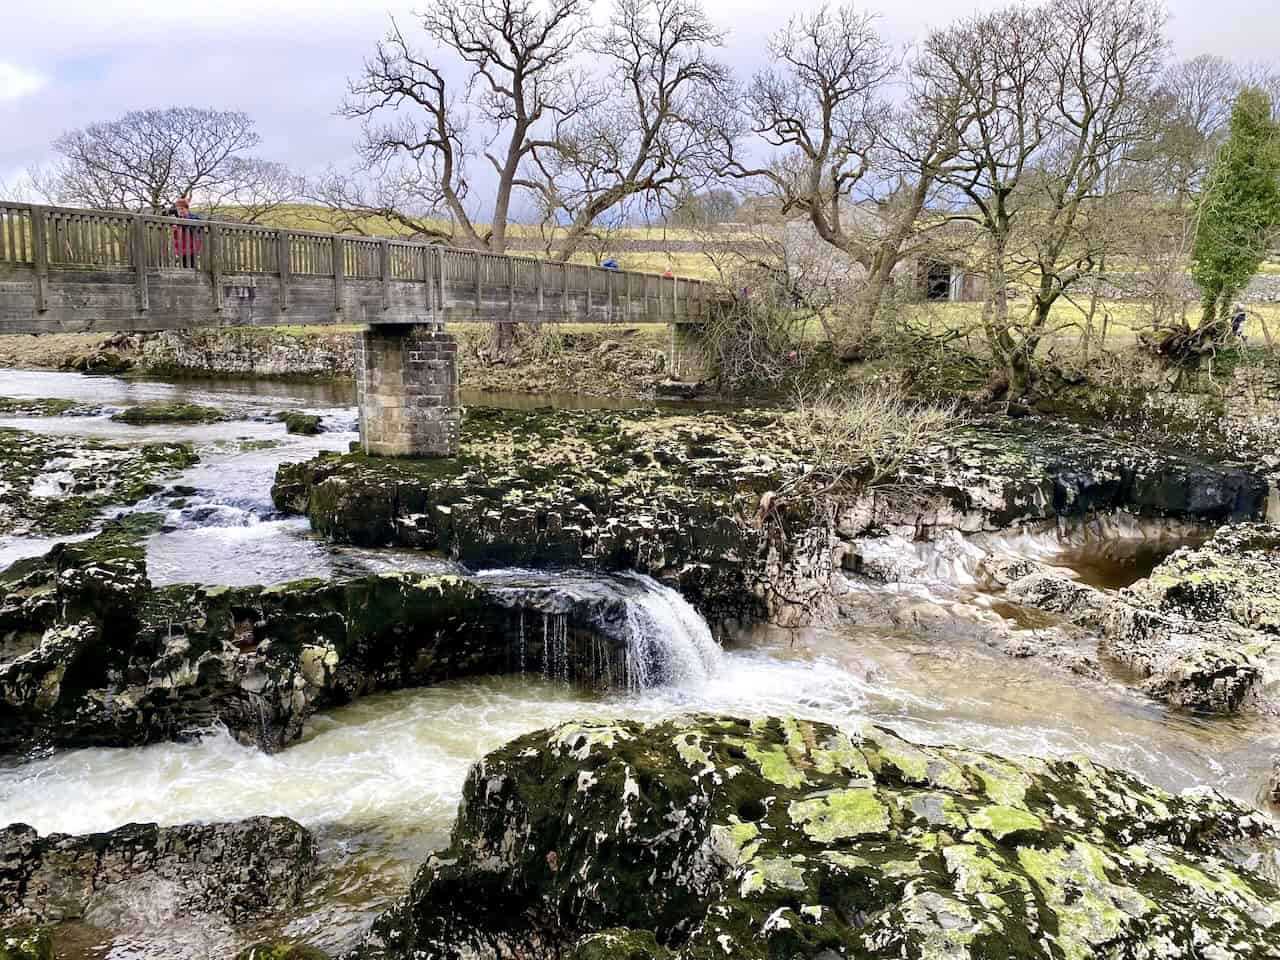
[{"left": 0, "top": 371, "right": 1276, "bottom": 958}]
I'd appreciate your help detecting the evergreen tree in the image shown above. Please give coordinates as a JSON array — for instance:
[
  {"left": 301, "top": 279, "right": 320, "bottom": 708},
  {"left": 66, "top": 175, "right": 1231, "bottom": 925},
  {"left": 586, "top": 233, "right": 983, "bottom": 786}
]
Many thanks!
[{"left": 1191, "top": 87, "right": 1280, "bottom": 328}]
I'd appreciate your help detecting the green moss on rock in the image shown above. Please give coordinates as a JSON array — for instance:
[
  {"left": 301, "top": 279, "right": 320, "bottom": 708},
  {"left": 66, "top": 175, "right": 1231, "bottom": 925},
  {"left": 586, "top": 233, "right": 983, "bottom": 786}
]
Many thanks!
[
  {"left": 0, "top": 929, "right": 52, "bottom": 960},
  {"left": 353, "top": 714, "right": 1280, "bottom": 959},
  {"left": 110, "top": 402, "right": 225, "bottom": 425},
  {"left": 278, "top": 411, "right": 322, "bottom": 435},
  {"left": 236, "top": 942, "right": 330, "bottom": 960}
]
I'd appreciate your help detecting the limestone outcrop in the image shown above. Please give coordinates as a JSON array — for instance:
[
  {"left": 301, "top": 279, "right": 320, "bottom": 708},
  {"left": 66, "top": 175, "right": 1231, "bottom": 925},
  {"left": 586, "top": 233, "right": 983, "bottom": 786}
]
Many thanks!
[
  {"left": 273, "top": 407, "right": 1268, "bottom": 626},
  {"left": 0, "top": 424, "right": 197, "bottom": 536},
  {"left": 353, "top": 714, "right": 1280, "bottom": 959},
  {"left": 0, "top": 817, "right": 314, "bottom": 926},
  {"left": 0, "top": 521, "right": 701, "bottom": 753},
  {"left": 978, "top": 524, "right": 1280, "bottom": 713},
  {"left": 1099, "top": 523, "right": 1280, "bottom": 713}
]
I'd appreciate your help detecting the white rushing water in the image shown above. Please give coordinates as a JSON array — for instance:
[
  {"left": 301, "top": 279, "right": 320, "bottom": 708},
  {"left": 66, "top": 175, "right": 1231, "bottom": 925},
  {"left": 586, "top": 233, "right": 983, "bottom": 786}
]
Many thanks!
[{"left": 620, "top": 573, "right": 724, "bottom": 691}]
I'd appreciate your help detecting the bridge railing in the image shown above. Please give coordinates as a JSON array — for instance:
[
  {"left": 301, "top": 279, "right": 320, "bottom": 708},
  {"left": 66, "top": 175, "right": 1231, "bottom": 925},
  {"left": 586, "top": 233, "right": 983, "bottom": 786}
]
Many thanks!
[{"left": 0, "top": 201, "right": 713, "bottom": 320}]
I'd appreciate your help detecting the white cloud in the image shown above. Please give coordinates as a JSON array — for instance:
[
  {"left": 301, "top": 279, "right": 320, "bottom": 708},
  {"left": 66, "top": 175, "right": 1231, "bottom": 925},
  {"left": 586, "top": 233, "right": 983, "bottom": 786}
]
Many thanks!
[{"left": 0, "top": 62, "right": 45, "bottom": 104}]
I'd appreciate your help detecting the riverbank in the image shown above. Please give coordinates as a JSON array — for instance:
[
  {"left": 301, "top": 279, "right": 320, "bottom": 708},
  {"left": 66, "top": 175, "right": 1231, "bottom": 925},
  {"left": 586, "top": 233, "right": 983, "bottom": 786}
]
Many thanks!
[{"left": 0, "top": 324, "right": 677, "bottom": 400}]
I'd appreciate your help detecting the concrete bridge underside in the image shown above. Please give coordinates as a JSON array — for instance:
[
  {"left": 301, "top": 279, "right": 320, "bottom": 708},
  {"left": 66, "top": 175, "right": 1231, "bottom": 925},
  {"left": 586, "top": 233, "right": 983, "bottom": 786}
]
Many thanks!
[{"left": 0, "top": 202, "right": 717, "bottom": 456}]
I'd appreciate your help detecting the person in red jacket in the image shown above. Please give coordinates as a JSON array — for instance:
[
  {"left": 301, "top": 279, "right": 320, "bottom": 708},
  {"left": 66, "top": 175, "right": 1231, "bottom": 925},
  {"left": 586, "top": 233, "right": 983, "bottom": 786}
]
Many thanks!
[{"left": 169, "top": 196, "right": 202, "bottom": 268}]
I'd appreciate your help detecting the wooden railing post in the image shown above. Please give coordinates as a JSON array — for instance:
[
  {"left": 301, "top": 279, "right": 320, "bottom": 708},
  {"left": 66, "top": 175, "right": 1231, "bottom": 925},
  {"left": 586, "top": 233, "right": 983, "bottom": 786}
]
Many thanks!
[
  {"left": 132, "top": 214, "right": 149, "bottom": 313},
  {"left": 507, "top": 257, "right": 515, "bottom": 319},
  {"left": 277, "top": 230, "right": 291, "bottom": 313},
  {"left": 207, "top": 221, "right": 222, "bottom": 312},
  {"left": 437, "top": 247, "right": 446, "bottom": 316},
  {"left": 30, "top": 207, "right": 47, "bottom": 313},
  {"left": 474, "top": 250, "right": 482, "bottom": 311},
  {"left": 584, "top": 265, "right": 592, "bottom": 314},
  {"left": 536, "top": 259, "right": 545, "bottom": 316},
  {"left": 561, "top": 261, "right": 569, "bottom": 317},
  {"left": 625, "top": 272, "right": 632, "bottom": 320},
  {"left": 673, "top": 275, "right": 680, "bottom": 318},
  {"left": 332, "top": 235, "right": 345, "bottom": 314},
  {"left": 421, "top": 245, "right": 433, "bottom": 321},
  {"left": 379, "top": 238, "right": 391, "bottom": 313},
  {"left": 607, "top": 269, "right": 615, "bottom": 322}
]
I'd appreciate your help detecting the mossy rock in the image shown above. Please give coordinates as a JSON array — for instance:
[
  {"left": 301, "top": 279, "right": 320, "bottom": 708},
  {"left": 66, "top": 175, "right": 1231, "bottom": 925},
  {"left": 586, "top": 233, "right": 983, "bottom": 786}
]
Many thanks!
[
  {"left": 236, "top": 942, "right": 330, "bottom": 960},
  {"left": 278, "top": 411, "right": 322, "bottom": 435},
  {"left": 570, "top": 929, "right": 668, "bottom": 960},
  {"left": 0, "top": 521, "right": 685, "bottom": 752},
  {"left": 62, "top": 351, "right": 133, "bottom": 375},
  {"left": 0, "top": 397, "right": 81, "bottom": 417},
  {"left": 0, "top": 427, "right": 196, "bottom": 537},
  {"left": 0, "top": 929, "right": 52, "bottom": 960},
  {"left": 354, "top": 715, "right": 1280, "bottom": 959},
  {"left": 110, "top": 402, "right": 225, "bottom": 425},
  {"left": 271, "top": 407, "right": 1268, "bottom": 624}
]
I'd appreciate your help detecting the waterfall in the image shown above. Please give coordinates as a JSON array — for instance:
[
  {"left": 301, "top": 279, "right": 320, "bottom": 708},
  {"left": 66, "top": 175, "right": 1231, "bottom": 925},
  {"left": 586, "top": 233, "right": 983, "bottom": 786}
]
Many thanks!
[
  {"left": 477, "top": 569, "right": 724, "bottom": 693},
  {"left": 617, "top": 573, "right": 723, "bottom": 692}
]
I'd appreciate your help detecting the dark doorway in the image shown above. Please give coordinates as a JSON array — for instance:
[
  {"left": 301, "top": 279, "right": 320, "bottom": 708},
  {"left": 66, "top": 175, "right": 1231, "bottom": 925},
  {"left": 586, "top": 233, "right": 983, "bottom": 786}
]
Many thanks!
[{"left": 924, "top": 260, "right": 951, "bottom": 301}]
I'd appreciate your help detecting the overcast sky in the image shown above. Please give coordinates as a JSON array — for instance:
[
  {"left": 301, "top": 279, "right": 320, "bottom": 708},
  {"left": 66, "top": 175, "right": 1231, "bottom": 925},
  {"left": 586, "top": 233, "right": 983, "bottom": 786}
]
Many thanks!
[{"left": 2, "top": 0, "right": 1277, "bottom": 203}]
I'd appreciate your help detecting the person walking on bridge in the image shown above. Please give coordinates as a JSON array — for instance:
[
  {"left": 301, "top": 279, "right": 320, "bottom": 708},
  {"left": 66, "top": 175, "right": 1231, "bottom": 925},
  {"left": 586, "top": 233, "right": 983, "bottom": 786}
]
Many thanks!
[{"left": 168, "top": 197, "right": 202, "bottom": 269}]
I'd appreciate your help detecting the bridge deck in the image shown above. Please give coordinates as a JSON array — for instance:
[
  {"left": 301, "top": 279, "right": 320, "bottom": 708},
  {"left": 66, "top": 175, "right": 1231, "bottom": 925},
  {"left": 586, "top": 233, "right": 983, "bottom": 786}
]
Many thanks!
[{"left": 0, "top": 202, "right": 715, "bottom": 335}]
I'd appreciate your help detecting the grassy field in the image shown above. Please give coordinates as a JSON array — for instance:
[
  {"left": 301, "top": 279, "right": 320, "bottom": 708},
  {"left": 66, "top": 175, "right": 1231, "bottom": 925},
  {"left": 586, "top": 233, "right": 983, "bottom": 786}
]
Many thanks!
[
  {"left": 252, "top": 204, "right": 750, "bottom": 246},
  {"left": 897, "top": 299, "right": 1280, "bottom": 348}
]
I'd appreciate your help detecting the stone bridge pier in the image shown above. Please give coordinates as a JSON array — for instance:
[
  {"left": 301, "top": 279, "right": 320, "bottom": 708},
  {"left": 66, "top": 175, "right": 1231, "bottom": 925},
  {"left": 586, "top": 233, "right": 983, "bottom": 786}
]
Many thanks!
[{"left": 356, "top": 322, "right": 460, "bottom": 457}]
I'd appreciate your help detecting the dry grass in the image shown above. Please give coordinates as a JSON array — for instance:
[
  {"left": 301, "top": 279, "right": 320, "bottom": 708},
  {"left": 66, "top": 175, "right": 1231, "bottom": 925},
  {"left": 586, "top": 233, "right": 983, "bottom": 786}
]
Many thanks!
[{"left": 248, "top": 204, "right": 750, "bottom": 247}]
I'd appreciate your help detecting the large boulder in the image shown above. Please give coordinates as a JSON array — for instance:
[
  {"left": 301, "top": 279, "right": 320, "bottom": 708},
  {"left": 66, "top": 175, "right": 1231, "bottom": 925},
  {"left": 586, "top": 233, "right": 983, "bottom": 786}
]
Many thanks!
[
  {"left": 1099, "top": 523, "right": 1280, "bottom": 713},
  {"left": 0, "top": 817, "right": 314, "bottom": 926},
  {"left": 353, "top": 715, "right": 1280, "bottom": 960}
]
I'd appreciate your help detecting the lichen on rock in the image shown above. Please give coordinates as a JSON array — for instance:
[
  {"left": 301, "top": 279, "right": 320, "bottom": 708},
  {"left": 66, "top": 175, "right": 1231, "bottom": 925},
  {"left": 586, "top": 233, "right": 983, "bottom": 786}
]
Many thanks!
[
  {"left": 0, "top": 427, "right": 197, "bottom": 537},
  {"left": 352, "top": 714, "right": 1280, "bottom": 959},
  {"left": 0, "top": 817, "right": 315, "bottom": 926}
]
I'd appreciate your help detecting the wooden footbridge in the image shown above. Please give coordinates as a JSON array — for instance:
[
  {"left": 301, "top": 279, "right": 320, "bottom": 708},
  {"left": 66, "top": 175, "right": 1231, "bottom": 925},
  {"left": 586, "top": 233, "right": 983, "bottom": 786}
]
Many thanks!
[
  {"left": 0, "top": 202, "right": 715, "bottom": 334},
  {"left": 0, "top": 201, "right": 719, "bottom": 458}
]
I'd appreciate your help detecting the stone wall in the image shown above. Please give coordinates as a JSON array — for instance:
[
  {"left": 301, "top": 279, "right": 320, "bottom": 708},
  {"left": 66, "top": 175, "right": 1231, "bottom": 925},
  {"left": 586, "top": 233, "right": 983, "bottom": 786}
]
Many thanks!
[
  {"left": 1076, "top": 271, "right": 1280, "bottom": 305},
  {"left": 141, "top": 328, "right": 358, "bottom": 378}
]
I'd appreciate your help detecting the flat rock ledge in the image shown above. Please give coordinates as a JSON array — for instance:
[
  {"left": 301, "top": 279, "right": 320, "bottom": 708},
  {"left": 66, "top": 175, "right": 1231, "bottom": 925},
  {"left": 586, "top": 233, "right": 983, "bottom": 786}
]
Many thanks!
[
  {"left": 0, "top": 816, "right": 314, "bottom": 927},
  {"left": 352, "top": 714, "right": 1280, "bottom": 960},
  {"left": 996, "top": 523, "right": 1280, "bottom": 713},
  {"left": 0, "top": 424, "right": 197, "bottom": 537},
  {"left": 272, "top": 408, "right": 1269, "bottom": 627},
  {"left": 0, "top": 521, "right": 699, "bottom": 754}
]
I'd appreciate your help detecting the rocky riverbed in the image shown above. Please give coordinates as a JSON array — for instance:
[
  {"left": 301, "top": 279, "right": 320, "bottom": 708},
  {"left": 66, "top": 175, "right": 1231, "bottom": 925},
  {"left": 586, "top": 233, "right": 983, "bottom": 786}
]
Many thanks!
[
  {"left": 353, "top": 714, "right": 1280, "bottom": 959},
  {"left": 2, "top": 370, "right": 1280, "bottom": 958}
]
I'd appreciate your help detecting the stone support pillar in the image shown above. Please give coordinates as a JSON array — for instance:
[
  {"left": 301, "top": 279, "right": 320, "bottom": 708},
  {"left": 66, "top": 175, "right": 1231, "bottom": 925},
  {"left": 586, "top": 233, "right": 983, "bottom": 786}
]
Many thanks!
[
  {"left": 667, "top": 321, "right": 711, "bottom": 382},
  {"left": 356, "top": 322, "right": 460, "bottom": 457}
]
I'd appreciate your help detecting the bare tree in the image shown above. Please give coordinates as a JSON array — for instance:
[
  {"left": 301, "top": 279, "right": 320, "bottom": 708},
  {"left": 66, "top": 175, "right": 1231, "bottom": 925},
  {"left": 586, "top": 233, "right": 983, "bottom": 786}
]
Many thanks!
[
  {"left": 341, "top": 1, "right": 590, "bottom": 252},
  {"left": 721, "top": 4, "right": 970, "bottom": 337},
  {"left": 33, "top": 107, "right": 297, "bottom": 220},
  {"left": 923, "top": 0, "right": 1165, "bottom": 397},
  {"left": 1146, "top": 55, "right": 1239, "bottom": 205},
  {"left": 533, "top": 0, "right": 731, "bottom": 260}
]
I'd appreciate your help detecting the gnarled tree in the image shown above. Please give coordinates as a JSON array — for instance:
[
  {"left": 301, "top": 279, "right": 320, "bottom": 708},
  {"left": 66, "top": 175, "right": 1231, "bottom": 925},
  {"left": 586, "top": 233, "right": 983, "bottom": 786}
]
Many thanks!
[
  {"left": 340, "top": 0, "right": 590, "bottom": 252},
  {"left": 34, "top": 107, "right": 297, "bottom": 220},
  {"left": 722, "top": 3, "right": 970, "bottom": 338},
  {"left": 924, "top": 0, "right": 1166, "bottom": 397},
  {"left": 533, "top": 0, "right": 731, "bottom": 260}
]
